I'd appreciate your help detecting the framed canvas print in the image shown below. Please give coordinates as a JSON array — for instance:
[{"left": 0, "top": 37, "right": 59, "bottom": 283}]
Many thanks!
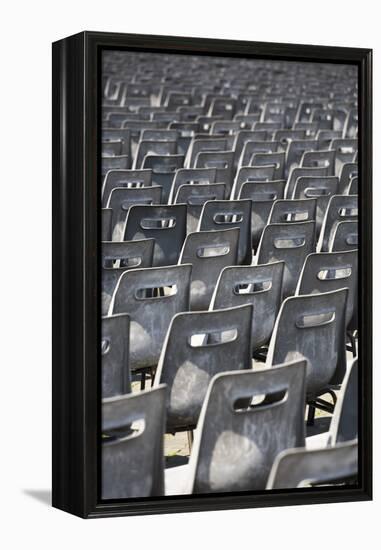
[{"left": 52, "top": 31, "right": 372, "bottom": 518}]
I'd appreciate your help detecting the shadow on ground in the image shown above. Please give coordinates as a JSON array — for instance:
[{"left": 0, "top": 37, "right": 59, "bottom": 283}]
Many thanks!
[{"left": 23, "top": 489, "right": 51, "bottom": 507}]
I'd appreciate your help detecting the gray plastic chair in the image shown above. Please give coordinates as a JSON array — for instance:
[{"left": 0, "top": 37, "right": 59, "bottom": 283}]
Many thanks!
[
  {"left": 101, "top": 239, "right": 155, "bottom": 315},
  {"left": 267, "top": 288, "right": 348, "bottom": 398},
  {"left": 329, "top": 220, "right": 358, "bottom": 252},
  {"left": 102, "top": 169, "right": 152, "bottom": 207},
  {"left": 102, "top": 155, "right": 130, "bottom": 176},
  {"left": 292, "top": 176, "right": 339, "bottom": 235},
  {"left": 231, "top": 165, "right": 276, "bottom": 199},
  {"left": 286, "top": 139, "right": 319, "bottom": 176},
  {"left": 142, "top": 154, "right": 185, "bottom": 202},
  {"left": 210, "top": 261, "right": 284, "bottom": 351},
  {"left": 102, "top": 140, "right": 123, "bottom": 157},
  {"left": 239, "top": 140, "right": 279, "bottom": 168},
  {"left": 339, "top": 162, "right": 358, "bottom": 194},
  {"left": 306, "top": 358, "right": 358, "bottom": 449},
  {"left": 134, "top": 139, "right": 177, "bottom": 169},
  {"left": 256, "top": 221, "right": 316, "bottom": 297},
  {"left": 102, "top": 128, "right": 131, "bottom": 157},
  {"left": 107, "top": 186, "right": 163, "bottom": 241},
  {"left": 124, "top": 204, "right": 187, "bottom": 267},
  {"left": 198, "top": 199, "right": 252, "bottom": 264},
  {"left": 179, "top": 228, "right": 239, "bottom": 310},
  {"left": 301, "top": 149, "right": 335, "bottom": 176},
  {"left": 318, "top": 195, "right": 358, "bottom": 252},
  {"left": 102, "top": 385, "right": 166, "bottom": 499},
  {"left": 285, "top": 166, "right": 329, "bottom": 199},
  {"left": 165, "top": 360, "right": 307, "bottom": 495},
  {"left": 111, "top": 264, "right": 192, "bottom": 372},
  {"left": 169, "top": 168, "right": 217, "bottom": 203},
  {"left": 233, "top": 130, "right": 272, "bottom": 168},
  {"left": 296, "top": 250, "right": 357, "bottom": 328},
  {"left": 268, "top": 198, "right": 317, "bottom": 226},
  {"left": 155, "top": 304, "right": 253, "bottom": 433},
  {"left": 175, "top": 183, "right": 226, "bottom": 234},
  {"left": 188, "top": 138, "right": 229, "bottom": 168},
  {"left": 102, "top": 313, "right": 131, "bottom": 398},
  {"left": 102, "top": 208, "right": 112, "bottom": 241},
  {"left": 266, "top": 439, "right": 358, "bottom": 489},
  {"left": 195, "top": 151, "right": 235, "bottom": 197},
  {"left": 347, "top": 176, "right": 358, "bottom": 195},
  {"left": 251, "top": 152, "right": 285, "bottom": 179},
  {"left": 331, "top": 138, "right": 357, "bottom": 175},
  {"left": 238, "top": 180, "right": 286, "bottom": 250},
  {"left": 316, "top": 129, "right": 342, "bottom": 149}
]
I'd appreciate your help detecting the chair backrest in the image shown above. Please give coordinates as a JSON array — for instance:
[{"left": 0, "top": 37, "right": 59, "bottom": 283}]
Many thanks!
[
  {"left": 267, "top": 288, "right": 348, "bottom": 397},
  {"left": 292, "top": 176, "right": 339, "bottom": 234},
  {"left": 102, "top": 313, "right": 131, "bottom": 397},
  {"left": 286, "top": 139, "right": 319, "bottom": 176},
  {"left": 107, "top": 186, "right": 163, "bottom": 241},
  {"left": 233, "top": 130, "right": 272, "bottom": 168},
  {"left": 135, "top": 139, "right": 177, "bottom": 169},
  {"left": 318, "top": 195, "right": 358, "bottom": 252},
  {"left": 329, "top": 220, "right": 358, "bottom": 252},
  {"left": 169, "top": 168, "right": 217, "bottom": 203},
  {"left": 331, "top": 138, "right": 357, "bottom": 175},
  {"left": 268, "top": 198, "right": 317, "bottom": 225},
  {"left": 296, "top": 250, "right": 357, "bottom": 327},
  {"left": 102, "top": 169, "right": 152, "bottom": 207},
  {"left": 102, "top": 385, "right": 166, "bottom": 498},
  {"left": 195, "top": 151, "right": 235, "bottom": 195},
  {"left": 102, "top": 208, "right": 113, "bottom": 241},
  {"left": 102, "top": 140, "right": 123, "bottom": 157},
  {"left": 347, "top": 176, "right": 358, "bottom": 195},
  {"left": 101, "top": 239, "right": 155, "bottom": 315},
  {"left": 266, "top": 439, "right": 358, "bottom": 490},
  {"left": 239, "top": 140, "right": 279, "bottom": 168},
  {"left": 330, "top": 359, "right": 358, "bottom": 444},
  {"left": 210, "top": 261, "right": 284, "bottom": 350},
  {"left": 124, "top": 204, "right": 187, "bottom": 266},
  {"left": 142, "top": 154, "right": 185, "bottom": 202},
  {"left": 238, "top": 180, "right": 286, "bottom": 250},
  {"left": 179, "top": 228, "right": 239, "bottom": 310},
  {"left": 199, "top": 199, "right": 252, "bottom": 264},
  {"left": 102, "top": 155, "right": 130, "bottom": 175},
  {"left": 155, "top": 304, "right": 253, "bottom": 432},
  {"left": 257, "top": 221, "right": 316, "bottom": 297},
  {"left": 187, "top": 361, "right": 307, "bottom": 493},
  {"left": 339, "top": 162, "right": 358, "bottom": 194},
  {"left": 175, "top": 183, "right": 226, "bottom": 234},
  {"left": 231, "top": 165, "right": 276, "bottom": 199},
  {"left": 111, "top": 264, "right": 192, "bottom": 369},
  {"left": 301, "top": 149, "right": 335, "bottom": 176},
  {"left": 285, "top": 166, "right": 328, "bottom": 199},
  {"left": 251, "top": 152, "right": 285, "bottom": 179},
  {"left": 102, "top": 128, "right": 131, "bottom": 157},
  {"left": 188, "top": 138, "right": 228, "bottom": 167}
]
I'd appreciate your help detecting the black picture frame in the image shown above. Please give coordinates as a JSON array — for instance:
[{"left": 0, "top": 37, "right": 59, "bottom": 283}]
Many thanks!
[{"left": 52, "top": 31, "right": 372, "bottom": 519}]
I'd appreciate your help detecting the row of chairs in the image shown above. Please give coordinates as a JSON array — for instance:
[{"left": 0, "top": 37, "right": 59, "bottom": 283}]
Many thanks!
[
  {"left": 102, "top": 358, "right": 358, "bottom": 498},
  {"left": 101, "top": 51, "right": 359, "bottom": 499}
]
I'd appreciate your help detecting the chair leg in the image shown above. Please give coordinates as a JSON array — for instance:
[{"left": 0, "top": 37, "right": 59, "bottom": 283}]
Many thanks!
[
  {"left": 187, "top": 430, "right": 194, "bottom": 454},
  {"left": 307, "top": 404, "right": 315, "bottom": 426},
  {"left": 140, "top": 371, "right": 146, "bottom": 390},
  {"left": 150, "top": 366, "right": 156, "bottom": 387},
  {"left": 347, "top": 331, "right": 357, "bottom": 356}
]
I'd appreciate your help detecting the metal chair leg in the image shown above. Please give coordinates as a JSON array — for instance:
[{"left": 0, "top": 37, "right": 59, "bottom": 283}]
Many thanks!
[{"left": 307, "top": 404, "right": 315, "bottom": 426}]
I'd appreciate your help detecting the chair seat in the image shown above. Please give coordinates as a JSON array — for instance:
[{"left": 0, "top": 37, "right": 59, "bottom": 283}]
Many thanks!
[
  {"left": 165, "top": 464, "right": 192, "bottom": 496},
  {"left": 306, "top": 432, "right": 331, "bottom": 450}
]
